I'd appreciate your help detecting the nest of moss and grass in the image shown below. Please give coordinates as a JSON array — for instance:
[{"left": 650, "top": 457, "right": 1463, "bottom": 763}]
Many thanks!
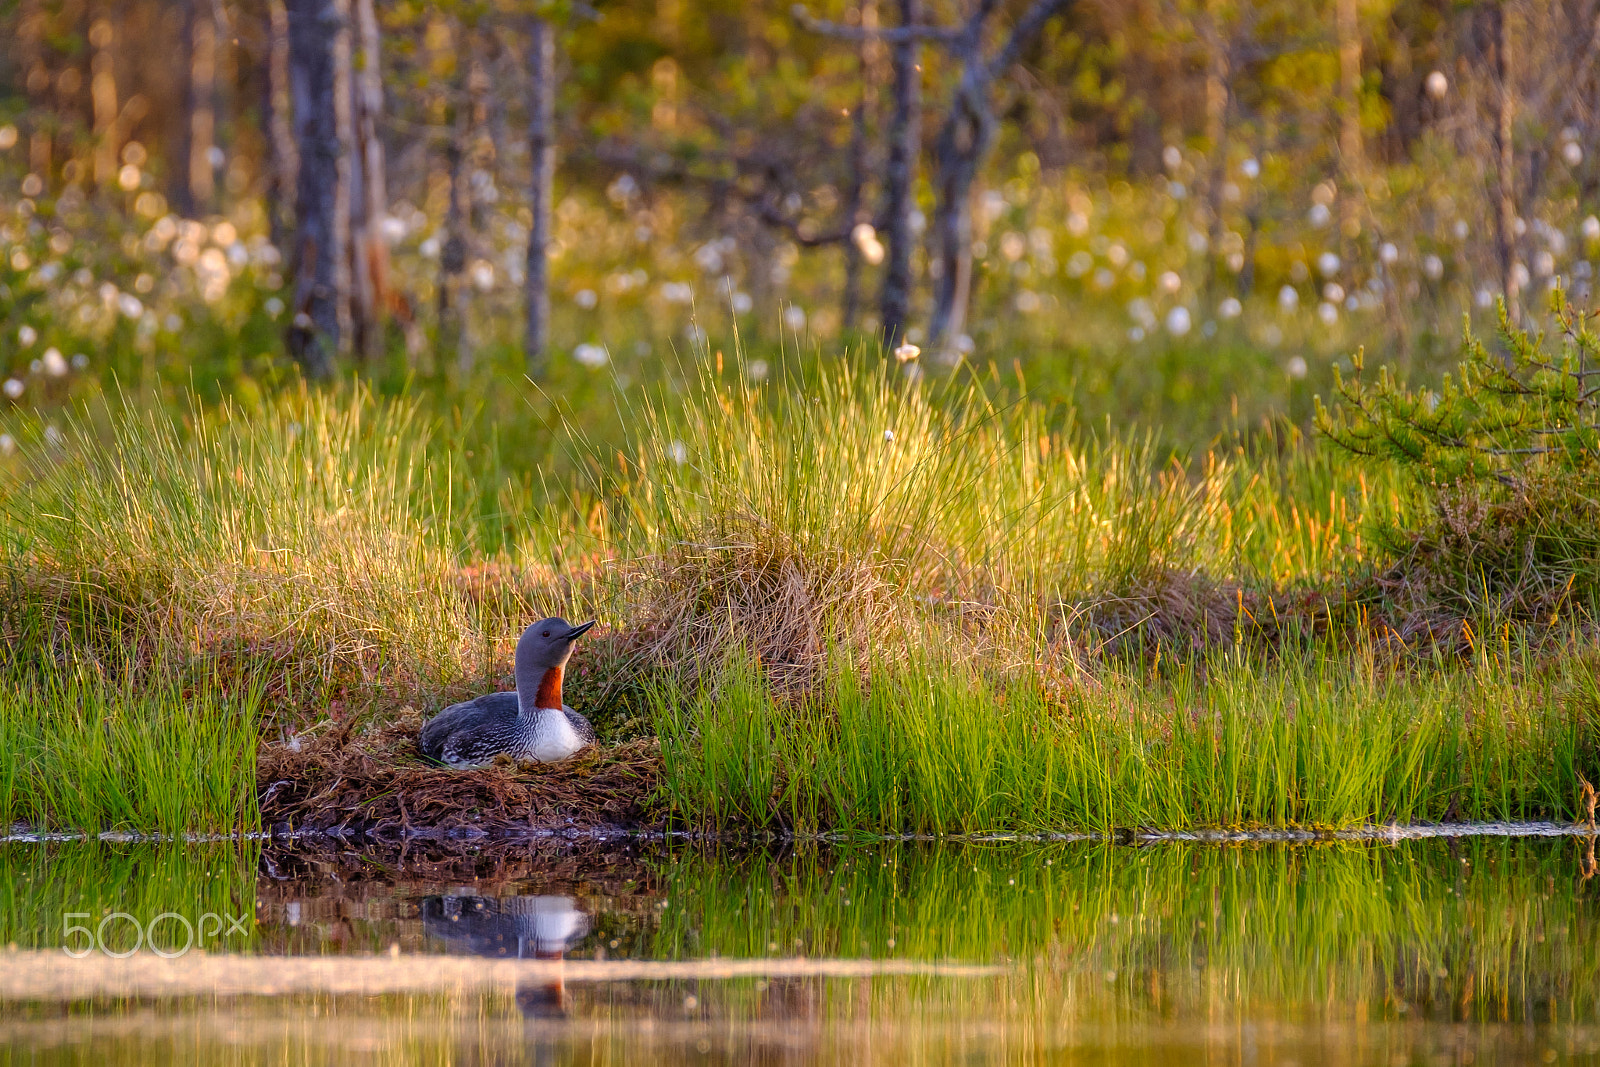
[{"left": 256, "top": 707, "right": 663, "bottom": 840}]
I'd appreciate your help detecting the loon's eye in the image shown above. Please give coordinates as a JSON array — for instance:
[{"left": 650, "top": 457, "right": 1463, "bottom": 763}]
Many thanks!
[{"left": 542, "top": 631, "right": 550, "bottom": 637}]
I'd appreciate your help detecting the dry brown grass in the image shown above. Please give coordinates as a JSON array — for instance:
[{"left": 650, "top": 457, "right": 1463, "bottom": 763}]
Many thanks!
[{"left": 620, "top": 511, "right": 909, "bottom": 695}]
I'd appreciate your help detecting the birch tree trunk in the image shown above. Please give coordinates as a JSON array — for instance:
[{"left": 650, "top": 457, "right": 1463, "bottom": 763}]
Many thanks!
[
  {"left": 186, "top": 0, "right": 217, "bottom": 214},
  {"left": 840, "top": 0, "right": 879, "bottom": 333},
  {"left": 878, "top": 0, "right": 920, "bottom": 348},
  {"left": 1490, "top": 2, "right": 1520, "bottom": 322},
  {"left": 287, "top": 0, "right": 354, "bottom": 378},
  {"left": 525, "top": 16, "right": 556, "bottom": 378},
  {"left": 439, "top": 30, "right": 480, "bottom": 374},
  {"left": 19, "top": 0, "right": 47, "bottom": 181},
  {"left": 926, "top": 0, "right": 1071, "bottom": 358},
  {"left": 89, "top": 14, "right": 119, "bottom": 190},
  {"left": 1200, "top": 6, "right": 1231, "bottom": 291},
  {"left": 349, "top": 0, "right": 388, "bottom": 363},
  {"left": 1335, "top": 0, "right": 1365, "bottom": 249},
  {"left": 927, "top": 72, "right": 988, "bottom": 358},
  {"left": 265, "top": 0, "right": 298, "bottom": 253}
]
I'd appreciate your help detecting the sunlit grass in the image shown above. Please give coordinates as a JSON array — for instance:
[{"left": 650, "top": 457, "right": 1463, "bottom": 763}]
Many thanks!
[
  {"left": 2, "top": 385, "right": 474, "bottom": 686},
  {"left": 652, "top": 641, "right": 1600, "bottom": 834},
  {"left": 0, "top": 358, "right": 1586, "bottom": 834},
  {"left": 0, "top": 666, "right": 261, "bottom": 836}
]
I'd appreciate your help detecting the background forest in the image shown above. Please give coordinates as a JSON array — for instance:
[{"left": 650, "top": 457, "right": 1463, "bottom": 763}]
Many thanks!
[{"left": 0, "top": 0, "right": 1594, "bottom": 454}]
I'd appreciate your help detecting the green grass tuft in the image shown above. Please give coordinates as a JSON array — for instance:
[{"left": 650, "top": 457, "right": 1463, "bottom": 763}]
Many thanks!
[
  {"left": 0, "top": 666, "right": 261, "bottom": 835},
  {"left": 653, "top": 642, "right": 1600, "bottom": 834}
]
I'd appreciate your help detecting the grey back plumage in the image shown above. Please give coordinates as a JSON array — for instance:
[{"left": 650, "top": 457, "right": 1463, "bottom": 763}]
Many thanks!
[
  {"left": 420, "top": 695, "right": 596, "bottom": 766},
  {"left": 562, "top": 706, "right": 597, "bottom": 745},
  {"left": 419, "top": 692, "right": 519, "bottom": 765}
]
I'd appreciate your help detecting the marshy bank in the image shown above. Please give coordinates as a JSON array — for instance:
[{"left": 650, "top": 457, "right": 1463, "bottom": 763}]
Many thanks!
[{"left": 4, "top": 311, "right": 1600, "bottom": 838}]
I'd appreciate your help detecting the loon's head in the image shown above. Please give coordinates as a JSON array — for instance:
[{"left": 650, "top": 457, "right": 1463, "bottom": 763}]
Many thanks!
[
  {"left": 515, "top": 617, "right": 596, "bottom": 672},
  {"left": 514, "top": 617, "right": 596, "bottom": 711}
]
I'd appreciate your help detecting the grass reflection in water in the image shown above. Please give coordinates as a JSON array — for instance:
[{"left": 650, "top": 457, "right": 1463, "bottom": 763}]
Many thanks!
[{"left": 1, "top": 835, "right": 1598, "bottom": 1064}]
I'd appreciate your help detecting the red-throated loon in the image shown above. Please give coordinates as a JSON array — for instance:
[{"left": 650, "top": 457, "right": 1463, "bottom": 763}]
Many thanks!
[{"left": 420, "top": 617, "right": 597, "bottom": 767}]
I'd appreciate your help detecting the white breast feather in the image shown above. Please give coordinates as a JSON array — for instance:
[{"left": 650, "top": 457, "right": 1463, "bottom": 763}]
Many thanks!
[{"left": 528, "top": 709, "right": 588, "bottom": 762}]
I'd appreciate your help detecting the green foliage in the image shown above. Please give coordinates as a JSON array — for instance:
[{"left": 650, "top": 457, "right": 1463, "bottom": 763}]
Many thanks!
[
  {"left": 1317, "top": 293, "right": 1600, "bottom": 620},
  {"left": 0, "top": 359, "right": 1586, "bottom": 837},
  {"left": 1318, "top": 294, "right": 1600, "bottom": 482},
  {"left": 0, "top": 665, "right": 261, "bottom": 835},
  {"left": 650, "top": 641, "right": 1600, "bottom": 835}
]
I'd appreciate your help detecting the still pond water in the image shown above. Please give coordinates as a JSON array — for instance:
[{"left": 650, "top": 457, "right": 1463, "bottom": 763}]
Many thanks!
[{"left": 2, "top": 832, "right": 1600, "bottom": 1064}]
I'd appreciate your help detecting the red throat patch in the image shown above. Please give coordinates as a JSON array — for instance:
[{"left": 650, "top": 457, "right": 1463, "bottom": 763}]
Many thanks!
[{"left": 534, "top": 666, "right": 564, "bottom": 710}]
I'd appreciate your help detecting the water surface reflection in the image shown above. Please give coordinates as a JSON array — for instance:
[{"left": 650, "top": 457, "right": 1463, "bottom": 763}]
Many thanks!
[
  {"left": 421, "top": 892, "right": 588, "bottom": 1017},
  {"left": 2, "top": 835, "right": 1599, "bottom": 1064}
]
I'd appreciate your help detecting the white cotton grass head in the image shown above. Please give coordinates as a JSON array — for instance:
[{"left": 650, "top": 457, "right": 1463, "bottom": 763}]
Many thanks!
[
  {"left": 893, "top": 343, "right": 920, "bottom": 363},
  {"left": 572, "top": 342, "right": 609, "bottom": 368}
]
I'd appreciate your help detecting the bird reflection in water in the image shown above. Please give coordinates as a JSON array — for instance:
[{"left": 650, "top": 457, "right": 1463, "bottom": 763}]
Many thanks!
[{"left": 420, "top": 893, "right": 590, "bottom": 1019}]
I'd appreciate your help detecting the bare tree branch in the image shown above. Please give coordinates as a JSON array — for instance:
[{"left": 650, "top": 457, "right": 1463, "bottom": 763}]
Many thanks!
[{"left": 987, "top": 0, "right": 1074, "bottom": 80}]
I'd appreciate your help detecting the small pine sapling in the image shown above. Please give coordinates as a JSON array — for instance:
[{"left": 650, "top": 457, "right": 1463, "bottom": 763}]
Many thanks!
[{"left": 1315, "top": 290, "right": 1600, "bottom": 624}]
